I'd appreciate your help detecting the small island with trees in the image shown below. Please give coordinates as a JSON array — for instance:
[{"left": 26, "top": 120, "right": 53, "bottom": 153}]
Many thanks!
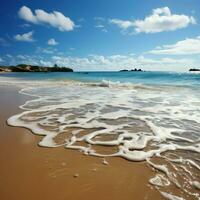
[
  {"left": 119, "top": 68, "right": 143, "bottom": 72},
  {"left": 0, "top": 64, "right": 73, "bottom": 73},
  {"left": 189, "top": 68, "right": 200, "bottom": 72}
]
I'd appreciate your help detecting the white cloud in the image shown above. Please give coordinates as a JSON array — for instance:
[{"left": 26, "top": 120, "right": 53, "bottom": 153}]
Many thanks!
[
  {"left": 51, "top": 54, "right": 198, "bottom": 72},
  {"left": 42, "top": 49, "right": 54, "bottom": 54},
  {"left": 51, "top": 54, "right": 136, "bottom": 71},
  {"left": 18, "top": 6, "right": 75, "bottom": 32},
  {"left": 110, "top": 7, "right": 196, "bottom": 33},
  {"left": 95, "top": 25, "right": 105, "bottom": 28},
  {"left": 134, "top": 7, "right": 196, "bottom": 33},
  {"left": 6, "top": 54, "right": 12, "bottom": 58},
  {"left": 149, "top": 36, "right": 200, "bottom": 55},
  {"left": 109, "top": 19, "right": 135, "bottom": 29},
  {"left": 2, "top": 53, "right": 199, "bottom": 72},
  {"left": 17, "top": 55, "right": 27, "bottom": 59},
  {"left": 95, "top": 25, "right": 108, "bottom": 32},
  {"left": 36, "top": 47, "right": 57, "bottom": 54},
  {"left": 94, "top": 17, "right": 108, "bottom": 32},
  {"left": 19, "top": 23, "right": 31, "bottom": 28},
  {"left": 14, "top": 31, "right": 34, "bottom": 42},
  {"left": 47, "top": 38, "right": 58, "bottom": 46},
  {"left": 0, "top": 57, "right": 4, "bottom": 62}
]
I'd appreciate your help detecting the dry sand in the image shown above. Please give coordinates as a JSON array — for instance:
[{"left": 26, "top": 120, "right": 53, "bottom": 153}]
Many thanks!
[{"left": 0, "top": 86, "right": 164, "bottom": 200}]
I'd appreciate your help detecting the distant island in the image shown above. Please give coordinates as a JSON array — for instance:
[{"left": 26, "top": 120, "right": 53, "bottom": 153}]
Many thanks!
[
  {"left": 0, "top": 64, "right": 73, "bottom": 72},
  {"left": 119, "top": 68, "right": 143, "bottom": 72},
  {"left": 189, "top": 68, "right": 200, "bottom": 72}
]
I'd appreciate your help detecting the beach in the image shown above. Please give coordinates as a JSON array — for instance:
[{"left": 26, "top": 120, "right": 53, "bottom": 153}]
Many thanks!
[
  {"left": 1, "top": 1, "right": 200, "bottom": 199},
  {"left": 0, "top": 71, "right": 200, "bottom": 200},
  {"left": 0, "top": 85, "right": 164, "bottom": 200}
]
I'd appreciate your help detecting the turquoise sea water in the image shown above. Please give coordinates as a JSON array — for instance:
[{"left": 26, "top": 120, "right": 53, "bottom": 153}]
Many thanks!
[{"left": 0, "top": 71, "right": 200, "bottom": 87}]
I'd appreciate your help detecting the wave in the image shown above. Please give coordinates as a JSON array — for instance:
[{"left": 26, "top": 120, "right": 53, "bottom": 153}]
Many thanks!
[{"left": 1, "top": 75, "right": 200, "bottom": 199}]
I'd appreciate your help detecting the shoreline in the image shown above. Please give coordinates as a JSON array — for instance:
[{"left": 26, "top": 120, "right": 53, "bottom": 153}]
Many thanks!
[{"left": 0, "top": 85, "right": 164, "bottom": 200}]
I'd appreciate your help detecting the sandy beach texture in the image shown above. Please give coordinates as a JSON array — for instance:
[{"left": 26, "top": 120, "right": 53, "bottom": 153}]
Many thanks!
[{"left": 0, "top": 86, "right": 174, "bottom": 200}]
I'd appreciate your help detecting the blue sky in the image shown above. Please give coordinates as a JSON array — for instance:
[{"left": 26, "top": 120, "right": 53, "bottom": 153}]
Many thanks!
[{"left": 0, "top": 0, "right": 200, "bottom": 71}]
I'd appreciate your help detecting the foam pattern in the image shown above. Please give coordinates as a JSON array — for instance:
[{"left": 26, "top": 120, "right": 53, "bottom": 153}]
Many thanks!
[{"left": 7, "top": 81, "right": 200, "bottom": 199}]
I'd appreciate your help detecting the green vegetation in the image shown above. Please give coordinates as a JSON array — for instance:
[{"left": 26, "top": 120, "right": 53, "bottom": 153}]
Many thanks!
[
  {"left": 0, "top": 64, "right": 73, "bottom": 72},
  {"left": 119, "top": 68, "right": 143, "bottom": 72}
]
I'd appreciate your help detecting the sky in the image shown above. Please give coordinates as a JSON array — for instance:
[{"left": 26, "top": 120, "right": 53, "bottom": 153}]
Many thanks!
[{"left": 0, "top": 0, "right": 200, "bottom": 72}]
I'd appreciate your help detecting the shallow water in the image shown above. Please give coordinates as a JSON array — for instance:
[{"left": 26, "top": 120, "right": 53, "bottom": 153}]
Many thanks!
[
  {"left": 1, "top": 71, "right": 200, "bottom": 199},
  {"left": 0, "top": 71, "right": 200, "bottom": 86}
]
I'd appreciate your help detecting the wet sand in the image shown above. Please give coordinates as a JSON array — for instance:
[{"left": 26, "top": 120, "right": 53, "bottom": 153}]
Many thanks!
[{"left": 0, "top": 86, "right": 164, "bottom": 200}]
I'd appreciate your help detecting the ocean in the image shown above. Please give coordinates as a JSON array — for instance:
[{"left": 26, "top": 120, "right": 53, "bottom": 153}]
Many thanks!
[
  {"left": 1, "top": 71, "right": 200, "bottom": 86},
  {"left": 1, "top": 71, "right": 200, "bottom": 199}
]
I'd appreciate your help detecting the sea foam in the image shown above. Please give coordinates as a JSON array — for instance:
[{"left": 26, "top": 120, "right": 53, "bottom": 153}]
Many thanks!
[{"left": 6, "top": 80, "right": 200, "bottom": 200}]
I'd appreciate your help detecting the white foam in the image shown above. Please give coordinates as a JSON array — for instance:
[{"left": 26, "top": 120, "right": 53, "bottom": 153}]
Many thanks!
[
  {"left": 161, "top": 192, "right": 185, "bottom": 200},
  {"left": 149, "top": 174, "right": 170, "bottom": 187},
  {"left": 192, "top": 181, "right": 200, "bottom": 190},
  {"left": 4, "top": 79, "right": 200, "bottom": 200}
]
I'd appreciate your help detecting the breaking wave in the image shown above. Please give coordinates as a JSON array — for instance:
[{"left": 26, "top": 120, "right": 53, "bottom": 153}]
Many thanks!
[{"left": 6, "top": 80, "right": 200, "bottom": 199}]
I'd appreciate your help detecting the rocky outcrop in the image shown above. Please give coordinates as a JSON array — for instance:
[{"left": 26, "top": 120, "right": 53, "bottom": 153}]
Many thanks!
[
  {"left": 119, "top": 68, "right": 143, "bottom": 72},
  {"left": 0, "top": 64, "right": 73, "bottom": 72},
  {"left": 0, "top": 67, "right": 11, "bottom": 72},
  {"left": 189, "top": 68, "right": 200, "bottom": 72}
]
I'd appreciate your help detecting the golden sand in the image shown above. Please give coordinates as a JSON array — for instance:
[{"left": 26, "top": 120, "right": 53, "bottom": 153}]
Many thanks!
[{"left": 0, "top": 86, "right": 165, "bottom": 200}]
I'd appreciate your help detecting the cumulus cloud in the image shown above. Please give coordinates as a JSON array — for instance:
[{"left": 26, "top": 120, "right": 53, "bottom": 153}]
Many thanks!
[
  {"left": 109, "top": 19, "right": 135, "bottom": 29},
  {"left": 149, "top": 36, "right": 200, "bottom": 55},
  {"left": 14, "top": 31, "right": 34, "bottom": 42},
  {"left": 110, "top": 7, "right": 196, "bottom": 33},
  {"left": 134, "top": 7, "right": 196, "bottom": 33},
  {"left": 47, "top": 38, "right": 58, "bottom": 46},
  {"left": 51, "top": 54, "right": 135, "bottom": 71},
  {"left": 51, "top": 54, "right": 197, "bottom": 72},
  {"left": 18, "top": 6, "right": 75, "bottom": 31},
  {"left": 1, "top": 53, "right": 199, "bottom": 72}
]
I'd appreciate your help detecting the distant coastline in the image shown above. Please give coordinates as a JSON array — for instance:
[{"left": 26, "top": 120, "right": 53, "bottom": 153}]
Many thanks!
[
  {"left": 119, "top": 68, "right": 143, "bottom": 72},
  {"left": 189, "top": 68, "right": 200, "bottom": 72},
  {"left": 0, "top": 64, "right": 73, "bottom": 72}
]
